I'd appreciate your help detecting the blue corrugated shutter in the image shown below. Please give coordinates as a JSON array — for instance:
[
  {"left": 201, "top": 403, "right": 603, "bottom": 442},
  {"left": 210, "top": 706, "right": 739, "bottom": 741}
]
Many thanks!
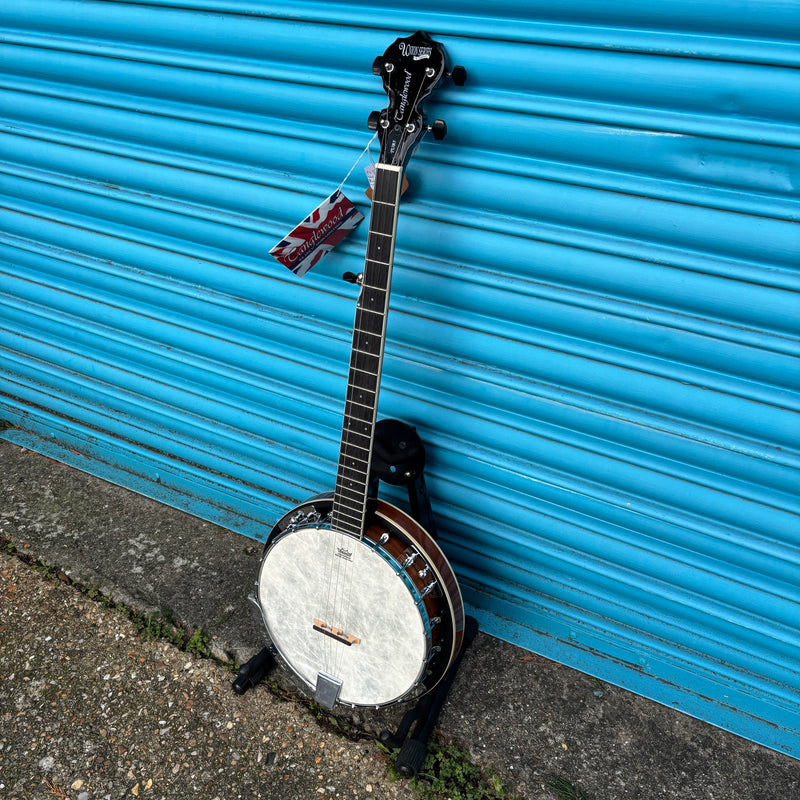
[{"left": 2, "top": 0, "right": 798, "bottom": 755}]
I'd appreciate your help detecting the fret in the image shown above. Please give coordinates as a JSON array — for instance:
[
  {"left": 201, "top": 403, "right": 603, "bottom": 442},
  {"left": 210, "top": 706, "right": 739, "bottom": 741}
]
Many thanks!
[
  {"left": 358, "top": 286, "right": 388, "bottom": 312},
  {"left": 335, "top": 488, "right": 370, "bottom": 510},
  {"left": 331, "top": 520, "right": 362, "bottom": 537},
  {"left": 337, "top": 465, "right": 369, "bottom": 486},
  {"left": 345, "top": 386, "right": 375, "bottom": 412},
  {"left": 343, "top": 403, "right": 373, "bottom": 424},
  {"left": 356, "top": 283, "right": 389, "bottom": 307},
  {"left": 338, "top": 435, "right": 371, "bottom": 456},
  {"left": 333, "top": 495, "right": 366, "bottom": 516},
  {"left": 345, "top": 383, "right": 378, "bottom": 407},
  {"left": 330, "top": 513, "right": 362, "bottom": 537},
  {"left": 363, "top": 264, "right": 391, "bottom": 293},
  {"left": 350, "top": 352, "right": 380, "bottom": 376},
  {"left": 331, "top": 164, "right": 402, "bottom": 538},
  {"left": 353, "top": 311, "right": 384, "bottom": 339},
  {"left": 352, "top": 333, "right": 380, "bottom": 355},
  {"left": 338, "top": 450, "right": 370, "bottom": 470},
  {"left": 346, "top": 382, "right": 377, "bottom": 402},
  {"left": 373, "top": 169, "right": 401, "bottom": 204},
  {"left": 345, "top": 394, "right": 376, "bottom": 417},
  {"left": 366, "top": 234, "right": 393, "bottom": 265},
  {"left": 348, "top": 360, "right": 379, "bottom": 380},
  {"left": 341, "top": 433, "right": 372, "bottom": 455},
  {"left": 338, "top": 454, "right": 371, "bottom": 475},
  {"left": 337, "top": 476, "right": 368, "bottom": 494},
  {"left": 335, "top": 481, "right": 368, "bottom": 504},
  {"left": 338, "top": 457, "right": 370, "bottom": 473}
]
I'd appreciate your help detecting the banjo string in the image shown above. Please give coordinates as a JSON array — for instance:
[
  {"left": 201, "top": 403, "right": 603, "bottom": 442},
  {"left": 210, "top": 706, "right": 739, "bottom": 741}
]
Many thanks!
[
  {"left": 335, "top": 119, "right": 420, "bottom": 679},
  {"left": 321, "top": 132, "right": 381, "bottom": 680},
  {"left": 335, "top": 125, "right": 413, "bottom": 679},
  {"left": 328, "top": 112, "right": 422, "bottom": 685}
]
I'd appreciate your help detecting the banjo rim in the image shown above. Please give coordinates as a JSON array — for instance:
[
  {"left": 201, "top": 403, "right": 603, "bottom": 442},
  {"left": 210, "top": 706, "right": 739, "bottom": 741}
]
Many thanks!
[{"left": 256, "top": 495, "right": 464, "bottom": 707}]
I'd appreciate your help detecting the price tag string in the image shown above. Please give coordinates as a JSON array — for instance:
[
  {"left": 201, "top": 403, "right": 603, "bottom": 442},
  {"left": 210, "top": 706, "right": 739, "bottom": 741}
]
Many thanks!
[{"left": 337, "top": 132, "right": 378, "bottom": 192}]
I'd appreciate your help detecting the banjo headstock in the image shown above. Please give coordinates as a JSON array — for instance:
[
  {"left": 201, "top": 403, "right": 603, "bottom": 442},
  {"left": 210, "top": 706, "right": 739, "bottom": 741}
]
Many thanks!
[{"left": 369, "top": 30, "right": 465, "bottom": 169}]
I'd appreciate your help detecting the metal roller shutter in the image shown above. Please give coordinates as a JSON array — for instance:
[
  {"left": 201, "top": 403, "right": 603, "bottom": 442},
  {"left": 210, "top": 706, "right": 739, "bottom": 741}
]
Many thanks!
[{"left": 1, "top": 0, "right": 798, "bottom": 755}]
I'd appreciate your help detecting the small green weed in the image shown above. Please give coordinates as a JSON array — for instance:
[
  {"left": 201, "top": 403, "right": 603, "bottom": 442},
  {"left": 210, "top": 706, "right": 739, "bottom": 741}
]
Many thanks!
[
  {"left": 404, "top": 743, "right": 515, "bottom": 800},
  {"left": 33, "top": 561, "right": 60, "bottom": 580},
  {"left": 545, "top": 775, "right": 592, "bottom": 800},
  {"left": 186, "top": 626, "right": 212, "bottom": 658}
]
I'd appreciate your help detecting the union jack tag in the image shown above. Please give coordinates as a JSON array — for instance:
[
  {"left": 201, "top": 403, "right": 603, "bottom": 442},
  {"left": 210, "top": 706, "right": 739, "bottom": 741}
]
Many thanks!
[{"left": 270, "top": 190, "right": 364, "bottom": 277}]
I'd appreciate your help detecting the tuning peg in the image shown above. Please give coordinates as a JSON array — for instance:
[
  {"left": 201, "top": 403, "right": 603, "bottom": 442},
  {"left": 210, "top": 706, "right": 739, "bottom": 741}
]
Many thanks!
[
  {"left": 449, "top": 65, "right": 467, "bottom": 86},
  {"left": 429, "top": 119, "right": 447, "bottom": 140},
  {"left": 372, "top": 56, "right": 383, "bottom": 76},
  {"left": 342, "top": 271, "right": 362, "bottom": 285},
  {"left": 367, "top": 110, "right": 380, "bottom": 131}
]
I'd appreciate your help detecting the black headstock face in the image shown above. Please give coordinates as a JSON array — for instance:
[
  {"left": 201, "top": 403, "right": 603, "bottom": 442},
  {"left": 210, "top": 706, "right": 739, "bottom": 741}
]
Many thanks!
[{"left": 371, "top": 30, "right": 447, "bottom": 168}]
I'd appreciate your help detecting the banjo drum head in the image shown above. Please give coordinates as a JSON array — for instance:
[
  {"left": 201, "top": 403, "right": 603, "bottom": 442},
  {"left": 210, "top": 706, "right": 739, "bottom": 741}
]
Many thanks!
[{"left": 257, "top": 524, "right": 430, "bottom": 707}]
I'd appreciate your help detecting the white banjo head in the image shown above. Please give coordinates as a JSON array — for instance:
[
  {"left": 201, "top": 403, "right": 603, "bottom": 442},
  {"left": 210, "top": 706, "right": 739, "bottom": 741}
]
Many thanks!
[{"left": 257, "top": 523, "right": 431, "bottom": 707}]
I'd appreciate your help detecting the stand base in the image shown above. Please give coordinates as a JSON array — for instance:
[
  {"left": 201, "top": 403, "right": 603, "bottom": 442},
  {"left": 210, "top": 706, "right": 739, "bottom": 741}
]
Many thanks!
[
  {"left": 232, "top": 646, "right": 274, "bottom": 695},
  {"left": 380, "top": 616, "right": 479, "bottom": 776}
]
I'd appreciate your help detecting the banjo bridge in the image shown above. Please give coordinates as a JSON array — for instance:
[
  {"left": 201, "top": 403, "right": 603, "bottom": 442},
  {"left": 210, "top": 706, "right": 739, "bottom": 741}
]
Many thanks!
[{"left": 313, "top": 618, "right": 361, "bottom": 646}]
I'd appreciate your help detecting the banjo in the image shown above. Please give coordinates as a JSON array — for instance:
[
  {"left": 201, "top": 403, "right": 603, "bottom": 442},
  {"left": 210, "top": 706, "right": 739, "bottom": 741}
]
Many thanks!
[{"left": 254, "top": 31, "right": 465, "bottom": 709}]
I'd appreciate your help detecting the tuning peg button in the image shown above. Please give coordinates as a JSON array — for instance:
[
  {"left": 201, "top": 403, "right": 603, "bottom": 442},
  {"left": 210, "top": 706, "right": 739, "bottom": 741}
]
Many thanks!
[
  {"left": 367, "top": 110, "right": 380, "bottom": 131},
  {"left": 372, "top": 56, "right": 383, "bottom": 76},
  {"left": 430, "top": 119, "right": 447, "bottom": 140},
  {"left": 450, "top": 65, "right": 467, "bottom": 86}
]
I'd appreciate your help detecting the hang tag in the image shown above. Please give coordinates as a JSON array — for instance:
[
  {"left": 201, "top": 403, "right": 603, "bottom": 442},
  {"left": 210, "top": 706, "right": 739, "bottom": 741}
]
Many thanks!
[
  {"left": 270, "top": 190, "right": 364, "bottom": 277},
  {"left": 364, "top": 163, "right": 376, "bottom": 191}
]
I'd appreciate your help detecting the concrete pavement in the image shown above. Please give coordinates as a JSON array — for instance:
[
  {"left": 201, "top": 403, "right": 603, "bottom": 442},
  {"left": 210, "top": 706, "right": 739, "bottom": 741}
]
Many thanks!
[{"left": 1, "top": 439, "right": 798, "bottom": 799}]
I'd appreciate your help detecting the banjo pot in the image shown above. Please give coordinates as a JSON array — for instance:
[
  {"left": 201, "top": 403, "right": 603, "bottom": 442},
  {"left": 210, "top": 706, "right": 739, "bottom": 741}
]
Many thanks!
[{"left": 256, "top": 495, "right": 464, "bottom": 707}]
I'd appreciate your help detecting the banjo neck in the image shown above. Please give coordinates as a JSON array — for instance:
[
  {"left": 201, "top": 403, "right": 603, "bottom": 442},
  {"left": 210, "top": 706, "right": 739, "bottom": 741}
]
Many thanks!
[{"left": 331, "top": 164, "right": 404, "bottom": 539}]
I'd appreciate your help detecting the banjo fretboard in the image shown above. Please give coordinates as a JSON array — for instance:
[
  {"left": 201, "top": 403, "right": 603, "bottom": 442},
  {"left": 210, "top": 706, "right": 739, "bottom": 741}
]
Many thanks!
[{"left": 331, "top": 164, "right": 403, "bottom": 538}]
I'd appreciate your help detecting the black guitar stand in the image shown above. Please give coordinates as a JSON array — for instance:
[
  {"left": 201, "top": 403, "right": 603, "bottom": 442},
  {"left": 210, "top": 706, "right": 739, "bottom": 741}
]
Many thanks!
[
  {"left": 379, "top": 615, "right": 479, "bottom": 777},
  {"left": 232, "top": 418, "right": 478, "bottom": 778},
  {"left": 368, "top": 417, "right": 435, "bottom": 533},
  {"left": 360, "top": 418, "right": 482, "bottom": 776}
]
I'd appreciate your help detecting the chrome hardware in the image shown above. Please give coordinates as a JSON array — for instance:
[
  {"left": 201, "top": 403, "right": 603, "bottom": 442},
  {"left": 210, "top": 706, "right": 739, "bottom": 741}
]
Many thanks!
[
  {"left": 420, "top": 580, "right": 437, "bottom": 598},
  {"left": 430, "top": 616, "right": 441, "bottom": 627},
  {"left": 402, "top": 552, "right": 419, "bottom": 569},
  {"left": 378, "top": 532, "right": 390, "bottom": 546},
  {"left": 417, "top": 565, "right": 430, "bottom": 579},
  {"left": 287, "top": 507, "right": 321, "bottom": 529},
  {"left": 314, "top": 672, "right": 343, "bottom": 709},
  {"left": 426, "top": 645, "right": 442, "bottom": 663}
]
